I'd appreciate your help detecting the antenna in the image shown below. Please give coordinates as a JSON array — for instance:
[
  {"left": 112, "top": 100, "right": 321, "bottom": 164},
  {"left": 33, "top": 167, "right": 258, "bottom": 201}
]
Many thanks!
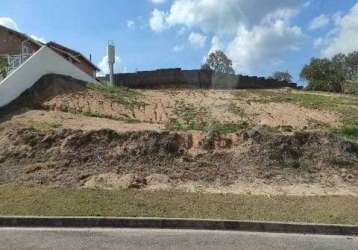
[{"left": 107, "top": 42, "right": 115, "bottom": 86}]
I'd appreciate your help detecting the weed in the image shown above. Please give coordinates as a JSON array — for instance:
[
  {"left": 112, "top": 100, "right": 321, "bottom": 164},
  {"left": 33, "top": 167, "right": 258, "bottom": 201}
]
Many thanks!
[
  {"left": 165, "top": 118, "right": 186, "bottom": 131},
  {"left": 168, "top": 100, "right": 210, "bottom": 131},
  {"left": 334, "top": 116, "right": 358, "bottom": 140},
  {"left": 81, "top": 111, "right": 140, "bottom": 124},
  {"left": 31, "top": 121, "right": 62, "bottom": 131},
  {"left": 330, "top": 157, "right": 353, "bottom": 167},
  {"left": 209, "top": 121, "right": 250, "bottom": 135},
  {"left": 87, "top": 84, "right": 146, "bottom": 109},
  {"left": 228, "top": 102, "right": 246, "bottom": 118}
]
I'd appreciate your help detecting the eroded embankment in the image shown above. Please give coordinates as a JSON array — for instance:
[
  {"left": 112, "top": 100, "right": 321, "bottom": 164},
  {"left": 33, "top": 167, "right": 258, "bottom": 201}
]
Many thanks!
[
  {"left": 0, "top": 74, "right": 357, "bottom": 195},
  {"left": 0, "top": 126, "right": 357, "bottom": 192}
]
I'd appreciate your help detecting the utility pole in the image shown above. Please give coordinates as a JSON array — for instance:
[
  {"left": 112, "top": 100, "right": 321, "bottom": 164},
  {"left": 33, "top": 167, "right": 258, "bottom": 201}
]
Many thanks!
[{"left": 107, "top": 42, "right": 115, "bottom": 86}]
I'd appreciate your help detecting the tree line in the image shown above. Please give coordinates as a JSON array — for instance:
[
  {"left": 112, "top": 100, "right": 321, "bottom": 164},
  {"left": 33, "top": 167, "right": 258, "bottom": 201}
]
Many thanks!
[
  {"left": 300, "top": 51, "right": 358, "bottom": 94},
  {"left": 202, "top": 50, "right": 358, "bottom": 94}
]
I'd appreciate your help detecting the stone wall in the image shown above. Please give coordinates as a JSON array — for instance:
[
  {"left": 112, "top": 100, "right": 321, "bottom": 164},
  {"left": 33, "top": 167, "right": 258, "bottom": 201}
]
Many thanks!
[{"left": 107, "top": 68, "right": 297, "bottom": 89}]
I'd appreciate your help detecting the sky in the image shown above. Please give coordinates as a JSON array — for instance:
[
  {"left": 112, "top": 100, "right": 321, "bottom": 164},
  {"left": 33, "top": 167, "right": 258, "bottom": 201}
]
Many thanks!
[{"left": 1, "top": 0, "right": 358, "bottom": 84}]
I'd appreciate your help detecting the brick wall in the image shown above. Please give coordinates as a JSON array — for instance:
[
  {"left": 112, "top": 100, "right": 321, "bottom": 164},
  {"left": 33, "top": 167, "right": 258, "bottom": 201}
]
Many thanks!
[
  {"left": 107, "top": 68, "right": 298, "bottom": 89},
  {"left": 0, "top": 28, "right": 40, "bottom": 56}
]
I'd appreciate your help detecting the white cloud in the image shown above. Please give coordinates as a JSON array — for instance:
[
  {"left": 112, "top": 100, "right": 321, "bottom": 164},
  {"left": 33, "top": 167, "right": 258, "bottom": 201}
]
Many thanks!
[
  {"left": 309, "top": 14, "right": 330, "bottom": 30},
  {"left": 97, "top": 55, "right": 122, "bottom": 76},
  {"left": 0, "top": 17, "right": 19, "bottom": 30},
  {"left": 321, "top": 3, "right": 358, "bottom": 57},
  {"left": 30, "top": 34, "right": 46, "bottom": 43},
  {"left": 227, "top": 20, "right": 304, "bottom": 73},
  {"left": 153, "top": 0, "right": 304, "bottom": 34},
  {"left": 188, "top": 32, "right": 207, "bottom": 48},
  {"left": 127, "top": 20, "right": 135, "bottom": 29},
  {"left": 150, "top": 0, "right": 166, "bottom": 4},
  {"left": 209, "top": 36, "right": 222, "bottom": 53},
  {"left": 149, "top": 9, "right": 169, "bottom": 32},
  {"left": 313, "top": 37, "right": 323, "bottom": 48},
  {"left": 332, "top": 12, "right": 343, "bottom": 26},
  {"left": 148, "top": 0, "right": 307, "bottom": 75},
  {"left": 202, "top": 36, "right": 223, "bottom": 63}
]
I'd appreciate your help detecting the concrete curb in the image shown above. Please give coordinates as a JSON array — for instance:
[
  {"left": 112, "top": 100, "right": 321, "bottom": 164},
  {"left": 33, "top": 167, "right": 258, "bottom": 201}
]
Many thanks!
[{"left": 0, "top": 216, "right": 357, "bottom": 235}]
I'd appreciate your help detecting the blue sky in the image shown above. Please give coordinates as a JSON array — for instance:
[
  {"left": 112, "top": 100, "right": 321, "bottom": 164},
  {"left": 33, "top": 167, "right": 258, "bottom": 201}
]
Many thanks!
[{"left": 1, "top": 0, "right": 358, "bottom": 84}]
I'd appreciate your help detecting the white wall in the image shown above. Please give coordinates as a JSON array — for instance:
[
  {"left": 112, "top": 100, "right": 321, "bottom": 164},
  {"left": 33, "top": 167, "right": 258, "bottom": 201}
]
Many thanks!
[{"left": 0, "top": 46, "right": 99, "bottom": 108}]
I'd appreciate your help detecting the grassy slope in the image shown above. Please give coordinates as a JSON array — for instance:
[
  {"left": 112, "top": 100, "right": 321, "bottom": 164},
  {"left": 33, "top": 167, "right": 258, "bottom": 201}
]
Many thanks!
[
  {"left": 67, "top": 85, "right": 358, "bottom": 139},
  {"left": 93, "top": 86, "right": 358, "bottom": 139},
  {"left": 234, "top": 90, "right": 358, "bottom": 140},
  {"left": 1, "top": 186, "right": 358, "bottom": 224}
]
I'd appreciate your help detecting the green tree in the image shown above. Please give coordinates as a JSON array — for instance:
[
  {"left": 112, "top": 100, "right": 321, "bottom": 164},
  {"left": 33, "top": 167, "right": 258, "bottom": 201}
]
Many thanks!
[
  {"left": 201, "top": 50, "right": 235, "bottom": 74},
  {"left": 271, "top": 71, "right": 293, "bottom": 82},
  {"left": 300, "top": 51, "right": 358, "bottom": 93},
  {"left": 300, "top": 58, "right": 343, "bottom": 92},
  {"left": 345, "top": 51, "right": 358, "bottom": 81}
]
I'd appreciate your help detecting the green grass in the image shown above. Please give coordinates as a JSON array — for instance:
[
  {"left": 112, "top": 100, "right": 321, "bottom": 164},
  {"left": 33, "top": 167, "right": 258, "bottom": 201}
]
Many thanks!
[
  {"left": 0, "top": 186, "right": 358, "bottom": 224},
  {"left": 31, "top": 121, "right": 62, "bottom": 131},
  {"left": 87, "top": 84, "right": 146, "bottom": 109},
  {"left": 240, "top": 90, "right": 358, "bottom": 111},
  {"left": 167, "top": 100, "right": 210, "bottom": 131},
  {"left": 335, "top": 115, "right": 358, "bottom": 140},
  {"left": 166, "top": 100, "right": 251, "bottom": 134},
  {"left": 210, "top": 121, "right": 250, "bottom": 135},
  {"left": 233, "top": 90, "right": 358, "bottom": 140},
  {"left": 228, "top": 102, "right": 246, "bottom": 118},
  {"left": 81, "top": 111, "right": 140, "bottom": 124}
]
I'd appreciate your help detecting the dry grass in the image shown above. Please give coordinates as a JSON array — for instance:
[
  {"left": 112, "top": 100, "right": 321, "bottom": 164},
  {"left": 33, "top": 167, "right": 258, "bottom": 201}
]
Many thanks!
[{"left": 0, "top": 185, "right": 358, "bottom": 224}]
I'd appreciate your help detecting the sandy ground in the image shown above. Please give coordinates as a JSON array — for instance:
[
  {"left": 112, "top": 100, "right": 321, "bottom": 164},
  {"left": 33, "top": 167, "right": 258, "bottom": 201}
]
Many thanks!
[
  {"left": 146, "top": 181, "right": 358, "bottom": 196},
  {"left": 83, "top": 173, "right": 358, "bottom": 196},
  {"left": 4, "top": 110, "right": 163, "bottom": 132},
  {"left": 33, "top": 89, "right": 338, "bottom": 131}
]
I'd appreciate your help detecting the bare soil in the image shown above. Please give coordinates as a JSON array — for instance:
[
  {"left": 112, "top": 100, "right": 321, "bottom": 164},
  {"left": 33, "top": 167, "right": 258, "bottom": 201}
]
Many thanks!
[
  {"left": 0, "top": 125, "right": 356, "bottom": 193},
  {"left": 0, "top": 74, "right": 356, "bottom": 195}
]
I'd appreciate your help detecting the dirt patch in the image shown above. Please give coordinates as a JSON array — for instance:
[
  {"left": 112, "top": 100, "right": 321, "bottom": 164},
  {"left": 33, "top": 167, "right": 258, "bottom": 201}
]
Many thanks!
[
  {"left": 83, "top": 173, "right": 172, "bottom": 190},
  {"left": 3, "top": 110, "right": 163, "bottom": 133},
  {"left": 1, "top": 75, "right": 338, "bottom": 132},
  {"left": 0, "top": 74, "right": 356, "bottom": 195},
  {"left": 0, "top": 126, "right": 356, "bottom": 194},
  {"left": 84, "top": 173, "right": 147, "bottom": 190}
]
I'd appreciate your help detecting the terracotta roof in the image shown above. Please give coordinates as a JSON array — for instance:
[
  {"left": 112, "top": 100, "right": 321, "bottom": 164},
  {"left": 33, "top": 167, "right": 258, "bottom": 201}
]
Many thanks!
[{"left": 47, "top": 41, "right": 100, "bottom": 71}]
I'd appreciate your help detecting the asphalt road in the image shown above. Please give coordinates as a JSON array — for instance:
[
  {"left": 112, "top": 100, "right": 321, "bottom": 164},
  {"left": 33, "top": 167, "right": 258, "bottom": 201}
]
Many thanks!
[{"left": 0, "top": 228, "right": 357, "bottom": 250}]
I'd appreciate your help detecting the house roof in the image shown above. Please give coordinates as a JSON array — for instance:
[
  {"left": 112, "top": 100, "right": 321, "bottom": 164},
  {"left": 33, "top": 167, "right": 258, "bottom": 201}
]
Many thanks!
[
  {"left": 0, "top": 24, "right": 44, "bottom": 48},
  {"left": 47, "top": 41, "right": 100, "bottom": 71},
  {"left": 0, "top": 24, "right": 99, "bottom": 72}
]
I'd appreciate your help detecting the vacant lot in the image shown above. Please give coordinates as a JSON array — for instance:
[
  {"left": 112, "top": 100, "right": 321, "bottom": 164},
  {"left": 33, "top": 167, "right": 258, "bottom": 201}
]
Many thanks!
[{"left": 0, "top": 76, "right": 357, "bottom": 197}]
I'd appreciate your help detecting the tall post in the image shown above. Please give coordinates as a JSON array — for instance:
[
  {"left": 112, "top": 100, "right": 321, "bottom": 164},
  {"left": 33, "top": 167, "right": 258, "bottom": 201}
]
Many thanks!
[
  {"left": 107, "top": 43, "right": 115, "bottom": 86},
  {"left": 109, "top": 62, "right": 114, "bottom": 86}
]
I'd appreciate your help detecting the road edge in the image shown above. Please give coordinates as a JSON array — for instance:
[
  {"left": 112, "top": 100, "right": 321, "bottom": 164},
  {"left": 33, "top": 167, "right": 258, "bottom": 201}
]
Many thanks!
[{"left": 0, "top": 216, "right": 357, "bottom": 235}]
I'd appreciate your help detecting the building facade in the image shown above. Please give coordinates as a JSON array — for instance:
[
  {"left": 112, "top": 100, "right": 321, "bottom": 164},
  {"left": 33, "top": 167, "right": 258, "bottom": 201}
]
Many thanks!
[{"left": 0, "top": 25, "right": 99, "bottom": 79}]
